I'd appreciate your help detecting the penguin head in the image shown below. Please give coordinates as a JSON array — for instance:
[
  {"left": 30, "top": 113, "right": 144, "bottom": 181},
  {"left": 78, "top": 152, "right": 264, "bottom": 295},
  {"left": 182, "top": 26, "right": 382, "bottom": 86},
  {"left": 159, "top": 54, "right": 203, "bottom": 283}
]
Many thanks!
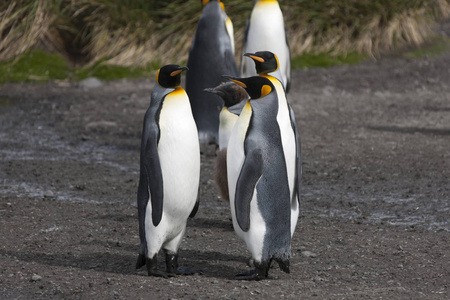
[
  {"left": 243, "top": 51, "right": 279, "bottom": 75},
  {"left": 156, "top": 65, "right": 188, "bottom": 88},
  {"left": 204, "top": 82, "right": 249, "bottom": 108},
  {"left": 201, "top": 0, "right": 225, "bottom": 10},
  {"left": 222, "top": 75, "right": 274, "bottom": 99}
]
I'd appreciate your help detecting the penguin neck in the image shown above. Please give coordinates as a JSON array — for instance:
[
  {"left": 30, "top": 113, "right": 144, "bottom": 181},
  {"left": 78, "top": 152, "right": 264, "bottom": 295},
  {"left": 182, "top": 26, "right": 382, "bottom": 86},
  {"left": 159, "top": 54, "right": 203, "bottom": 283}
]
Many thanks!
[
  {"left": 261, "top": 73, "right": 285, "bottom": 92},
  {"left": 242, "top": 100, "right": 253, "bottom": 114},
  {"left": 169, "top": 86, "right": 185, "bottom": 97},
  {"left": 203, "top": 0, "right": 225, "bottom": 11},
  {"left": 257, "top": 74, "right": 286, "bottom": 114}
]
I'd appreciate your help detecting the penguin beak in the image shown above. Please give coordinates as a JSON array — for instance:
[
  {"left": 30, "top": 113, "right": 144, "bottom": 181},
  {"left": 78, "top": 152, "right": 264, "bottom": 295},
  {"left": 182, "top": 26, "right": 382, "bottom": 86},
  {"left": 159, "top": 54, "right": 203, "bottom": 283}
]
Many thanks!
[
  {"left": 170, "top": 66, "right": 189, "bottom": 77},
  {"left": 222, "top": 75, "right": 247, "bottom": 88},
  {"left": 203, "top": 87, "right": 224, "bottom": 98},
  {"left": 244, "top": 53, "right": 264, "bottom": 63}
]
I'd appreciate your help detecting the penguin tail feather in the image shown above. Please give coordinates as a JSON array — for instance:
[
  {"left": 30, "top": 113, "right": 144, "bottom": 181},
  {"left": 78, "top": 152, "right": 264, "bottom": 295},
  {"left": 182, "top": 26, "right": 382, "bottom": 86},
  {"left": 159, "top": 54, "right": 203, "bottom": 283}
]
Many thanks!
[
  {"left": 136, "top": 253, "right": 146, "bottom": 269},
  {"left": 275, "top": 257, "right": 290, "bottom": 274},
  {"left": 270, "top": 250, "right": 291, "bottom": 274}
]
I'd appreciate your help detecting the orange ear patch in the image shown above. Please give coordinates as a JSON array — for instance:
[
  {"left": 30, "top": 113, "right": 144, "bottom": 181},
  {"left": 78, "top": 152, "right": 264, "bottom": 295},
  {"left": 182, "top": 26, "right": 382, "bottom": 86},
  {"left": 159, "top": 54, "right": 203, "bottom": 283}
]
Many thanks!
[{"left": 260, "top": 85, "right": 272, "bottom": 97}]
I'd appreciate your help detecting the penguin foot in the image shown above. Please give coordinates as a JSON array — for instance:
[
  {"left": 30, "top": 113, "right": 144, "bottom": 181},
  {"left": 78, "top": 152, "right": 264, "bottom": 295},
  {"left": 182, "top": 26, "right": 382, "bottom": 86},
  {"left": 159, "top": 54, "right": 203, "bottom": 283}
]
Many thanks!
[
  {"left": 144, "top": 255, "right": 174, "bottom": 278},
  {"left": 165, "top": 252, "right": 201, "bottom": 276},
  {"left": 236, "top": 261, "right": 270, "bottom": 281}
]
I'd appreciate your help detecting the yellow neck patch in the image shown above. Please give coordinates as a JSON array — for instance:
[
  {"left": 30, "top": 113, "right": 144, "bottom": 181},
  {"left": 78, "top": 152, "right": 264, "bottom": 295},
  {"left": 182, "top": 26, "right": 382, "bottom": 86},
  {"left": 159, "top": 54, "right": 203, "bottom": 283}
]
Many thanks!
[{"left": 171, "top": 86, "right": 185, "bottom": 96}]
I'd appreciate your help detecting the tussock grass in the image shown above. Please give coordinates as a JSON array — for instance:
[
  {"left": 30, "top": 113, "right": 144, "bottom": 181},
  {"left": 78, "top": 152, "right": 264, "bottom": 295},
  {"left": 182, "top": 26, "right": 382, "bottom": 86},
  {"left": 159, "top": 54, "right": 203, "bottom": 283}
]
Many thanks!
[
  {"left": 1, "top": 0, "right": 449, "bottom": 76},
  {"left": 283, "top": 0, "right": 450, "bottom": 57}
]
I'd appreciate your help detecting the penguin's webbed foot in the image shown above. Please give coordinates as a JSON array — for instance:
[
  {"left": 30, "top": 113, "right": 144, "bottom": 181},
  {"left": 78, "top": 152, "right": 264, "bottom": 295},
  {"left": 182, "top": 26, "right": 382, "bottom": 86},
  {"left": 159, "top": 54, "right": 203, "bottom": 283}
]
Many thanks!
[
  {"left": 165, "top": 252, "right": 201, "bottom": 276},
  {"left": 235, "top": 261, "right": 270, "bottom": 281},
  {"left": 144, "top": 255, "right": 175, "bottom": 278}
]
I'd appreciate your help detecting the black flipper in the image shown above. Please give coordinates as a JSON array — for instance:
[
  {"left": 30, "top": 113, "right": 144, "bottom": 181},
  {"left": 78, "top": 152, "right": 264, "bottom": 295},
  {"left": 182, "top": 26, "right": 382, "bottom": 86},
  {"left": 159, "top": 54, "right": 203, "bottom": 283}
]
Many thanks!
[
  {"left": 234, "top": 147, "right": 263, "bottom": 232},
  {"left": 137, "top": 88, "right": 168, "bottom": 261},
  {"left": 141, "top": 100, "right": 165, "bottom": 227}
]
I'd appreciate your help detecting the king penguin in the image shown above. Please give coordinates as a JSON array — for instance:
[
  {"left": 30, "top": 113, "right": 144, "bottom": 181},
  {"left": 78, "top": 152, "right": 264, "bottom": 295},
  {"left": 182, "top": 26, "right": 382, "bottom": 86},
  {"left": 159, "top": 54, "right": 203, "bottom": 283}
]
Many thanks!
[
  {"left": 240, "top": 0, "right": 291, "bottom": 92},
  {"left": 186, "top": 0, "right": 239, "bottom": 146},
  {"left": 204, "top": 82, "right": 249, "bottom": 202},
  {"left": 223, "top": 74, "right": 298, "bottom": 280},
  {"left": 136, "top": 65, "right": 200, "bottom": 278},
  {"left": 243, "top": 51, "right": 302, "bottom": 229}
]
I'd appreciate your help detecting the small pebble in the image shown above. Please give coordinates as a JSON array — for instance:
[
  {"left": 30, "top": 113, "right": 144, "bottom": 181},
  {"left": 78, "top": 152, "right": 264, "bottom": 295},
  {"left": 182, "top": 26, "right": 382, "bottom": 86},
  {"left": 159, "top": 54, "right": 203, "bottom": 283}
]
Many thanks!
[
  {"left": 31, "top": 274, "right": 42, "bottom": 282},
  {"left": 44, "top": 190, "right": 54, "bottom": 199},
  {"left": 301, "top": 251, "right": 317, "bottom": 258}
]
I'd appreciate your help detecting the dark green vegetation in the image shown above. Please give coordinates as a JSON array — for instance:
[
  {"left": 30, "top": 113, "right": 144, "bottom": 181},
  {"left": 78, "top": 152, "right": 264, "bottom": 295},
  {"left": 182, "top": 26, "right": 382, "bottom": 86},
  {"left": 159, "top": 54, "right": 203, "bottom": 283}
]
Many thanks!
[
  {"left": 0, "top": 50, "right": 155, "bottom": 83},
  {"left": 402, "top": 36, "right": 450, "bottom": 59},
  {"left": 0, "top": 0, "right": 449, "bottom": 82}
]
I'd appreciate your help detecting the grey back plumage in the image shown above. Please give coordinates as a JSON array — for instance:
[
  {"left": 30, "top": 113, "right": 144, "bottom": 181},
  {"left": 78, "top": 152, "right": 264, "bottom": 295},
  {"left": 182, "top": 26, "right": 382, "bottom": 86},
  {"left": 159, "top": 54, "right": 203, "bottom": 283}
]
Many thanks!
[{"left": 186, "top": 1, "right": 239, "bottom": 145}]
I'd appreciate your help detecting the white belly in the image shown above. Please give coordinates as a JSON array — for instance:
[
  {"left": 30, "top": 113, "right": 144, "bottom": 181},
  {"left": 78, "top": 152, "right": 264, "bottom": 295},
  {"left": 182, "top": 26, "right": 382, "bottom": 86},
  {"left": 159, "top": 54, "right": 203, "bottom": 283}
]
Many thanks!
[
  {"left": 146, "top": 89, "right": 200, "bottom": 253},
  {"left": 227, "top": 102, "right": 266, "bottom": 261},
  {"left": 158, "top": 90, "right": 200, "bottom": 215}
]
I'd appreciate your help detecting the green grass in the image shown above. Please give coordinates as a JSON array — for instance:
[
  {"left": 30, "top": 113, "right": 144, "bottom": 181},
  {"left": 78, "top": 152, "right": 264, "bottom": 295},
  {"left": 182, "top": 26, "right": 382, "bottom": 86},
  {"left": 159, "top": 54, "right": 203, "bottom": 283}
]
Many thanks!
[
  {"left": 292, "top": 51, "right": 367, "bottom": 69},
  {"left": 0, "top": 50, "right": 71, "bottom": 83},
  {"left": 0, "top": 49, "right": 160, "bottom": 83},
  {"left": 402, "top": 37, "right": 450, "bottom": 59},
  {"left": 75, "top": 61, "right": 157, "bottom": 81}
]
